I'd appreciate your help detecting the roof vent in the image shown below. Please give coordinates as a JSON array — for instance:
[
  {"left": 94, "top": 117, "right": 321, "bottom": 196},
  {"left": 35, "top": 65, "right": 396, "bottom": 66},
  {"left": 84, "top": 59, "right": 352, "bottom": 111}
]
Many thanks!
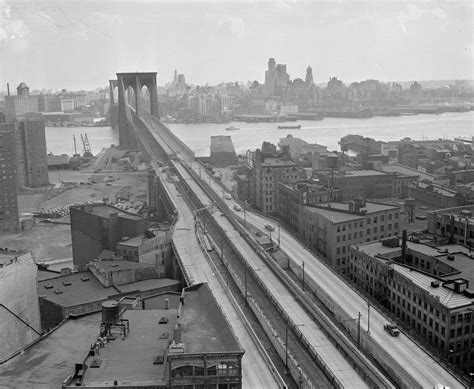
[
  {"left": 447, "top": 254, "right": 455, "bottom": 261},
  {"left": 159, "top": 332, "right": 169, "bottom": 339},
  {"left": 63, "top": 280, "right": 71, "bottom": 286},
  {"left": 110, "top": 264, "right": 119, "bottom": 268},
  {"left": 44, "top": 283, "right": 54, "bottom": 289},
  {"left": 158, "top": 317, "right": 169, "bottom": 324},
  {"left": 81, "top": 276, "right": 90, "bottom": 281},
  {"left": 431, "top": 281, "right": 440, "bottom": 288},
  {"left": 54, "top": 289, "right": 63, "bottom": 294},
  {"left": 153, "top": 355, "right": 164, "bottom": 364}
]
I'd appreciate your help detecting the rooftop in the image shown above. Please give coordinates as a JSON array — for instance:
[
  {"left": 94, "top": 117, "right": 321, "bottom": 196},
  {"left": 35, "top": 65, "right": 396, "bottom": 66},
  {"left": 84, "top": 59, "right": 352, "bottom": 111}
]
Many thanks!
[
  {"left": 71, "top": 203, "right": 143, "bottom": 221},
  {"left": 0, "top": 313, "right": 102, "bottom": 389},
  {"left": 354, "top": 240, "right": 474, "bottom": 309},
  {"left": 115, "top": 278, "right": 180, "bottom": 294},
  {"left": 91, "top": 259, "right": 156, "bottom": 272},
  {"left": 38, "top": 271, "right": 116, "bottom": 307},
  {"left": 304, "top": 201, "right": 399, "bottom": 224},
  {"left": 261, "top": 157, "right": 298, "bottom": 167},
  {"left": 342, "top": 170, "right": 388, "bottom": 177}
]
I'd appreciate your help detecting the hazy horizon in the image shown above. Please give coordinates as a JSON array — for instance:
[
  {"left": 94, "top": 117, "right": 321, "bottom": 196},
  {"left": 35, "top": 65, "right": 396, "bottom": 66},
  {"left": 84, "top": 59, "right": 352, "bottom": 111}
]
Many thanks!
[{"left": 1, "top": 0, "right": 473, "bottom": 91}]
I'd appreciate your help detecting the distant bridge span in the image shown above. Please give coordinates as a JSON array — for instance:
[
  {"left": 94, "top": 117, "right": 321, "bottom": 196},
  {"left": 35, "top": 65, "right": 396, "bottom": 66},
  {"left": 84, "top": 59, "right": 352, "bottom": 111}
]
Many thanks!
[{"left": 114, "top": 72, "right": 194, "bottom": 160}]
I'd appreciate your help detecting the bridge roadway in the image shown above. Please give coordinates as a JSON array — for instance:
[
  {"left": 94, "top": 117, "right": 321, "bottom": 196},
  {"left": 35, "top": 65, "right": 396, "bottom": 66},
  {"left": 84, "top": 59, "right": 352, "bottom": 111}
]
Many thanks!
[
  {"left": 188, "top": 161, "right": 466, "bottom": 389},
  {"left": 127, "top": 114, "right": 281, "bottom": 388},
  {"left": 133, "top": 112, "right": 465, "bottom": 387},
  {"left": 173, "top": 160, "right": 372, "bottom": 389}
]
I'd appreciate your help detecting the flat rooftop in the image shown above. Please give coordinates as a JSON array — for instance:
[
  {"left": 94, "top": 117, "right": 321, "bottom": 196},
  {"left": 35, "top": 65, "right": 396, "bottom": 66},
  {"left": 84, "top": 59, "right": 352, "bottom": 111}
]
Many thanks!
[
  {"left": 261, "top": 158, "right": 298, "bottom": 167},
  {"left": 91, "top": 259, "right": 155, "bottom": 272},
  {"left": 38, "top": 271, "right": 116, "bottom": 307},
  {"left": 81, "top": 309, "right": 175, "bottom": 386},
  {"left": 342, "top": 170, "right": 388, "bottom": 177},
  {"left": 303, "top": 201, "right": 399, "bottom": 224},
  {"left": 0, "top": 313, "right": 101, "bottom": 389},
  {"left": 72, "top": 204, "right": 143, "bottom": 221},
  {"left": 354, "top": 240, "right": 474, "bottom": 309}
]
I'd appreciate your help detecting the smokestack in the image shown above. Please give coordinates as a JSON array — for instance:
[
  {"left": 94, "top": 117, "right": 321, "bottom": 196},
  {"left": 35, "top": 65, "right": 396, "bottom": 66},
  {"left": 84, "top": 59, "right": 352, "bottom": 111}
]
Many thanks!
[
  {"left": 7, "top": 83, "right": 10, "bottom": 96},
  {"left": 401, "top": 230, "right": 407, "bottom": 263},
  {"left": 173, "top": 323, "right": 181, "bottom": 343},
  {"left": 450, "top": 215, "right": 455, "bottom": 244},
  {"left": 165, "top": 299, "right": 169, "bottom": 310}
]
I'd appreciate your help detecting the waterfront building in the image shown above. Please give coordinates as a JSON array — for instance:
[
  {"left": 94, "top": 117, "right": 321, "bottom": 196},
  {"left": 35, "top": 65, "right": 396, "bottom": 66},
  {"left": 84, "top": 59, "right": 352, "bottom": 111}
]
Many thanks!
[
  {"left": 210, "top": 135, "right": 238, "bottom": 166},
  {"left": 0, "top": 124, "right": 20, "bottom": 233},
  {"left": 0, "top": 249, "right": 40, "bottom": 360},
  {"left": 299, "top": 199, "right": 400, "bottom": 274},
  {"left": 70, "top": 203, "right": 146, "bottom": 271},
  {"left": 4, "top": 82, "right": 39, "bottom": 121},
  {"left": 350, "top": 236, "right": 474, "bottom": 374}
]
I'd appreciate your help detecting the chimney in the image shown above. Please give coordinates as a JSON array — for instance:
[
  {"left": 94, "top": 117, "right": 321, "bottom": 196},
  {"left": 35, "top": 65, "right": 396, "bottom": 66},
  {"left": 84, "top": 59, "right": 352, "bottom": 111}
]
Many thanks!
[
  {"left": 401, "top": 230, "right": 407, "bottom": 263},
  {"left": 173, "top": 323, "right": 181, "bottom": 343},
  {"left": 7, "top": 83, "right": 10, "bottom": 96},
  {"left": 165, "top": 298, "right": 169, "bottom": 310}
]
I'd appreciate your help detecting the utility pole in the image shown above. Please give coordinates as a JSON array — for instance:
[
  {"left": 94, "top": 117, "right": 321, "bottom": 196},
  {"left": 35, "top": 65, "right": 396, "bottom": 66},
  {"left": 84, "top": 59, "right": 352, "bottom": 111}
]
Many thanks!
[
  {"left": 244, "top": 264, "right": 248, "bottom": 303},
  {"left": 285, "top": 322, "right": 289, "bottom": 375},
  {"left": 220, "top": 234, "right": 224, "bottom": 260},
  {"left": 302, "top": 261, "right": 305, "bottom": 292},
  {"left": 243, "top": 201, "right": 247, "bottom": 228},
  {"left": 278, "top": 222, "right": 281, "bottom": 247},
  {"left": 358, "top": 312, "right": 361, "bottom": 346},
  {"left": 367, "top": 301, "right": 371, "bottom": 335}
]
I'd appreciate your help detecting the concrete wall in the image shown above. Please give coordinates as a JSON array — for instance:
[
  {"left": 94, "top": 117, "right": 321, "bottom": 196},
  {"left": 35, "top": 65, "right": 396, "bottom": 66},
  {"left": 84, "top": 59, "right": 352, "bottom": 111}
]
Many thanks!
[{"left": 0, "top": 251, "right": 40, "bottom": 360}]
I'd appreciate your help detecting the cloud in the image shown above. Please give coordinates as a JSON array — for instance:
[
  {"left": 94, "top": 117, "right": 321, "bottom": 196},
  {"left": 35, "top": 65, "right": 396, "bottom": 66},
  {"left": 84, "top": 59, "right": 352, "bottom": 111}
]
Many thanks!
[{"left": 0, "top": 0, "right": 31, "bottom": 51}]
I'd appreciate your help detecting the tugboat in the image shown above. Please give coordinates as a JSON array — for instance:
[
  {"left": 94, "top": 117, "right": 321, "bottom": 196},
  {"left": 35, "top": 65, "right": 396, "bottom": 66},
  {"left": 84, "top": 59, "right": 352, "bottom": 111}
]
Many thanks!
[
  {"left": 278, "top": 124, "right": 301, "bottom": 129},
  {"left": 225, "top": 125, "right": 240, "bottom": 131}
]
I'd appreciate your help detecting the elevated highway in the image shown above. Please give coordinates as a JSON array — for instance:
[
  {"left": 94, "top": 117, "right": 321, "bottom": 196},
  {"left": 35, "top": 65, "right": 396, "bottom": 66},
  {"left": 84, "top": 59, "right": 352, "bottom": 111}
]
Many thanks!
[{"left": 116, "top": 71, "right": 467, "bottom": 388}]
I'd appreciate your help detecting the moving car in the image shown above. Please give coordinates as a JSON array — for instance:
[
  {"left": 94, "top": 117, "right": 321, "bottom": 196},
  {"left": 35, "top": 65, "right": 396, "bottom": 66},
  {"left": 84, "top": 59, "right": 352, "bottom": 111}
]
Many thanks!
[
  {"left": 234, "top": 205, "right": 242, "bottom": 211},
  {"left": 384, "top": 323, "right": 400, "bottom": 337},
  {"left": 265, "top": 224, "right": 275, "bottom": 231},
  {"left": 224, "top": 193, "right": 232, "bottom": 200}
]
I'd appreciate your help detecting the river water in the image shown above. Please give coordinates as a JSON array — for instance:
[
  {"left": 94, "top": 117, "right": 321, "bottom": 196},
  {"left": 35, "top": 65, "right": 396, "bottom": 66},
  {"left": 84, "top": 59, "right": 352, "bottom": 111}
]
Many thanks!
[{"left": 45, "top": 111, "right": 474, "bottom": 157}]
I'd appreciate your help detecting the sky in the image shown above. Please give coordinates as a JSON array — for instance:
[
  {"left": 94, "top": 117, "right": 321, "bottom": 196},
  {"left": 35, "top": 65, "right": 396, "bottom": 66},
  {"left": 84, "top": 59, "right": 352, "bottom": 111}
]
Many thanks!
[{"left": 0, "top": 0, "right": 473, "bottom": 91}]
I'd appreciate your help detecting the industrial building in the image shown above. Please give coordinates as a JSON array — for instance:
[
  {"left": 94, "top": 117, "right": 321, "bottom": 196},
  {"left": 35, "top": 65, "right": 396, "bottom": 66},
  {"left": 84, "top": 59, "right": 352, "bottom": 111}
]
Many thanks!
[
  {"left": 349, "top": 236, "right": 474, "bottom": 374},
  {"left": 427, "top": 205, "right": 474, "bottom": 246},
  {"left": 0, "top": 249, "right": 41, "bottom": 360},
  {"left": 62, "top": 283, "right": 245, "bottom": 388},
  {"left": 0, "top": 125, "right": 20, "bottom": 233},
  {"left": 70, "top": 203, "right": 146, "bottom": 271},
  {"left": 4, "top": 82, "right": 39, "bottom": 121},
  {"left": 38, "top": 260, "right": 180, "bottom": 330},
  {"left": 299, "top": 199, "right": 400, "bottom": 274},
  {"left": 210, "top": 135, "right": 238, "bottom": 166}
]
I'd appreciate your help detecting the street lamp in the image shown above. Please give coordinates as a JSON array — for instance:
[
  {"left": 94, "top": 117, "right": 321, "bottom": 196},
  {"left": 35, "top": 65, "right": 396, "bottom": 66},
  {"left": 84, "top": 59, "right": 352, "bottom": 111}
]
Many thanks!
[
  {"left": 278, "top": 222, "right": 281, "bottom": 247},
  {"left": 342, "top": 312, "right": 362, "bottom": 347}
]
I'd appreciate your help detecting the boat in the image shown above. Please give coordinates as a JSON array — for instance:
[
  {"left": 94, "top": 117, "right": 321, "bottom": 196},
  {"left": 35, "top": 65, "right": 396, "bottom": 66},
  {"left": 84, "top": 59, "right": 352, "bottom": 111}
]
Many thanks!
[
  {"left": 225, "top": 125, "right": 240, "bottom": 131},
  {"left": 278, "top": 125, "right": 301, "bottom": 129}
]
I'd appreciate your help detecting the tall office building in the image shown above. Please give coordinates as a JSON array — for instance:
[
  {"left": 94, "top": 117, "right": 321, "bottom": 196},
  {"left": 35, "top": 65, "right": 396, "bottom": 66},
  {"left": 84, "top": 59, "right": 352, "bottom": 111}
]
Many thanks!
[
  {"left": 18, "top": 117, "right": 49, "bottom": 188},
  {"left": 4, "top": 82, "right": 39, "bottom": 122},
  {"left": 0, "top": 124, "right": 20, "bottom": 233}
]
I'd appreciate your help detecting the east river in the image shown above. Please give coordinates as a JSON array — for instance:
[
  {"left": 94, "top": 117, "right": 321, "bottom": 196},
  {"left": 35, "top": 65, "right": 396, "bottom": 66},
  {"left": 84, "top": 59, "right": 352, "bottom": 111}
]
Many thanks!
[{"left": 45, "top": 111, "right": 474, "bottom": 157}]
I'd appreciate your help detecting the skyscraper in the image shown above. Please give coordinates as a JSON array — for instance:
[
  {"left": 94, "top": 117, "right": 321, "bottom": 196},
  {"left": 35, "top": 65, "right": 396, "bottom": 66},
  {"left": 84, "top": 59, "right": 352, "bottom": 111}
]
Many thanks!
[
  {"left": 18, "top": 116, "right": 49, "bottom": 188},
  {"left": 305, "top": 65, "right": 314, "bottom": 85},
  {"left": 0, "top": 124, "right": 20, "bottom": 233}
]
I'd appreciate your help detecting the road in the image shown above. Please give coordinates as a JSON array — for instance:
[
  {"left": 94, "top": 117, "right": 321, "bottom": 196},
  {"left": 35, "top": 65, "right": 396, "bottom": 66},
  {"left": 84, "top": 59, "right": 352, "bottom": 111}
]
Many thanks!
[
  {"left": 176, "top": 160, "right": 371, "bottom": 388},
  {"left": 153, "top": 162, "right": 281, "bottom": 388},
  {"left": 219, "top": 187, "right": 465, "bottom": 388}
]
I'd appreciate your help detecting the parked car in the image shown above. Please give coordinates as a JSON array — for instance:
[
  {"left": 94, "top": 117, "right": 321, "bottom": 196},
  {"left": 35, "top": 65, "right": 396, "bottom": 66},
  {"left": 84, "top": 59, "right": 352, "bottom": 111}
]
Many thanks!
[
  {"left": 265, "top": 224, "right": 275, "bottom": 231},
  {"left": 234, "top": 205, "right": 242, "bottom": 211},
  {"left": 384, "top": 323, "right": 400, "bottom": 337},
  {"left": 224, "top": 193, "right": 232, "bottom": 200}
]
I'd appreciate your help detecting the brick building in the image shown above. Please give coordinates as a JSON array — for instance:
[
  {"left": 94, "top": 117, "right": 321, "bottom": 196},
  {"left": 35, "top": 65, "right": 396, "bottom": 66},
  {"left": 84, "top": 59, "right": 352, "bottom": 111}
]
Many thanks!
[
  {"left": 70, "top": 204, "right": 146, "bottom": 271},
  {"left": 299, "top": 199, "right": 400, "bottom": 274},
  {"left": 350, "top": 237, "right": 474, "bottom": 374}
]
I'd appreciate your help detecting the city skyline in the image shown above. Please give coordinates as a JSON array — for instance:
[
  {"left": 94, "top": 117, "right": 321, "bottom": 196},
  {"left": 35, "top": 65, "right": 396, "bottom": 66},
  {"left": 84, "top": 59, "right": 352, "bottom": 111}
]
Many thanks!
[{"left": 0, "top": 0, "right": 473, "bottom": 90}]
